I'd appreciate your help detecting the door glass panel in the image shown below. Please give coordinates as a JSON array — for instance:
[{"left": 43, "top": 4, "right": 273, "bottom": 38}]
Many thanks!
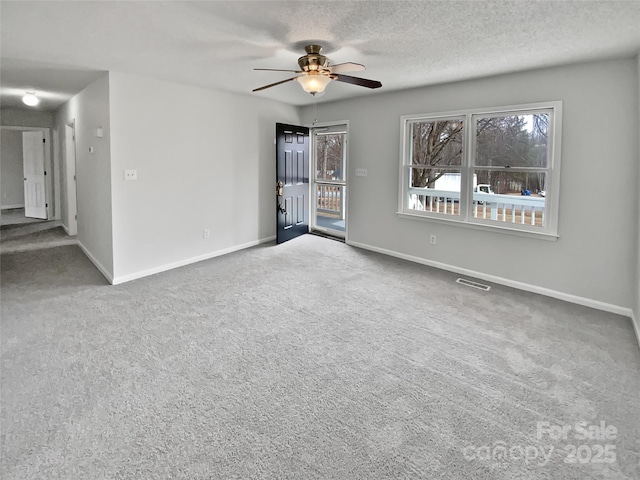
[
  {"left": 315, "top": 133, "right": 345, "bottom": 181},
  {"left": 315, "top": 184, "right": 345, "bottom": 233}
]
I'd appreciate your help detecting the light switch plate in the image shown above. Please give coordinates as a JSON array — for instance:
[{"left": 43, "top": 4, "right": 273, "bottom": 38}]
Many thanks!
[{"left": 355, "top": 168, "right": 368, "bottom": 177}]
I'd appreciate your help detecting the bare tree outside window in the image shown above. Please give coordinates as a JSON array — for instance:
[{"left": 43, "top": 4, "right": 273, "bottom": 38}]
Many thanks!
[
  {"left": 475, "top": 113, "right": 549, "bottom": 193},
  {"left": 410, "top": 119, "right": 464, "bottom": 188},
  {"left": 316, "top": 134, "right": 344, "bottom": 181}
]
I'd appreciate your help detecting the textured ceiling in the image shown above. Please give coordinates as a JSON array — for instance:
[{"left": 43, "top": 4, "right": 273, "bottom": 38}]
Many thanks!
[{"left": 1, "top": 1, "right": 640, "bottom": 110}]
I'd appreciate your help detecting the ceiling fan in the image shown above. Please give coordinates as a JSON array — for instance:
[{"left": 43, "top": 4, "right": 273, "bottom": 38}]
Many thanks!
[{"left": 252, "top": 44, "right": 382, "bottom": 96}]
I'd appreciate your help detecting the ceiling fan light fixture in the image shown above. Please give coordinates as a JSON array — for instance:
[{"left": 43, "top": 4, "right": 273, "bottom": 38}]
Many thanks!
[
  {"left": 22, "top": 91, "right": 39, "bottom": 107},
  {"left": 296, "top": 74, "right": 332, "bottom": 95},
  {"left": 252, "top": 44, "right": 381, "bottom": 95}
]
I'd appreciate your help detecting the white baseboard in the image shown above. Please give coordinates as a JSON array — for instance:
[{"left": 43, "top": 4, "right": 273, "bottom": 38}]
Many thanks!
[
  {"left": 77, "top": 241, "right": 114, "bottom": 284},
  {"left": 1, "top": 204, "right": 25, "bottom": 210},
  {"left": 347, "top": 240, "right": 635, "bottom": 321},
  {"left": 60, "top": 222, "right": 78, "bottom": 236},
  {"left": 111, "top": 235, "right": 276, "bottom": 285}
]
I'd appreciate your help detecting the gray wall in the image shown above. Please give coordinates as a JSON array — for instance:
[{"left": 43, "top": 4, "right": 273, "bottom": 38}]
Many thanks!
[
  {"left": 1, "top": 108, "right": 54, "bottom": 129},
  {"left": 0, "top": 129, "right": 25, "bottom": 208},
  {"left": 56, "top": 73, "right": 114, "bottom": 279},
  {"left": 108, "top": 71, "right": 300, "bottom": 282},
  {"left": 301, "top": 57, "right": 639, "bottom": 313}
]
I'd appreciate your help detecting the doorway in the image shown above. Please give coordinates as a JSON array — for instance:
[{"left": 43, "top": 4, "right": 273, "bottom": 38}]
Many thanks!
[
  {"left": 64, "top": 122, "right": 78, "bottom": 236},
  {"left": 311, "top": 123, "right": 348, "bottom": 239},
  {"left": 0, "top": 126, "right": 52, "bottom": 225}
]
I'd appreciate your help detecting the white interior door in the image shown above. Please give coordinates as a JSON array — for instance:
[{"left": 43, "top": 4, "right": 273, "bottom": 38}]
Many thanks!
[{"left": 23, "top": 130, "right": 47, "bottom": 219}]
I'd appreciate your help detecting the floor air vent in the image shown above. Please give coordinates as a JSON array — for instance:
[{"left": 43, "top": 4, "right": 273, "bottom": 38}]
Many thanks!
[{"left": 456, "top": 278, "right": 491, "bottom": 291}]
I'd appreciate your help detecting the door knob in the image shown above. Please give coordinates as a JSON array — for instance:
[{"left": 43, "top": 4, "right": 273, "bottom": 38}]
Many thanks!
[{"left": 276, "top": 181, "right": 287, "bottom": 214}]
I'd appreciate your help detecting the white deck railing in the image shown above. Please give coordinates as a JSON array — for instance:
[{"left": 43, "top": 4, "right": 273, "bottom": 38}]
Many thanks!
[
  {"left": 317, "top": 184, "right": 344, "bottom": 219},
  {"left": 409, "top": 187, "right": 545, "bottom": 226}
]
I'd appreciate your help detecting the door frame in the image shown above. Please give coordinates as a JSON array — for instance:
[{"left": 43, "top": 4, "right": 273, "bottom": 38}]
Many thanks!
[
  {"left": 308, "top": 120, "right": 350, "bottom": 241},
  {"left": 0, "top": 126, "right": 52, "bottom": 219},
  {"left": 64, "top": 121, "right": 78, "bottom": 236}
]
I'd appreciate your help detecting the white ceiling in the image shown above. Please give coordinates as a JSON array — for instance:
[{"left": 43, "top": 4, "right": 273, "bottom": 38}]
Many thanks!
[{"left": 1, "top": 1, "right": 640, "bottom": 111}]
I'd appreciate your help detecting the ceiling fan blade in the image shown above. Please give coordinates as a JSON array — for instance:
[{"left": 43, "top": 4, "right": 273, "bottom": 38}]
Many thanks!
[
  {"left": 326, "top": 62, "right": 365, "bottom": 74},
  {"left": 254, "top": 68, "right": 303, "bottom": 73},
  {"left": 252, "top": 77, "right": 298, "bottom": 92},
  {"left": 332, "top": 74, "right": 382, "bottom": 89}
]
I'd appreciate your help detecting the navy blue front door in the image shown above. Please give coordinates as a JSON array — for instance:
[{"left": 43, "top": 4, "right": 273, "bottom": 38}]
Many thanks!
[{"left": 276, "top": 123, "right": 309, "bottom": 244}]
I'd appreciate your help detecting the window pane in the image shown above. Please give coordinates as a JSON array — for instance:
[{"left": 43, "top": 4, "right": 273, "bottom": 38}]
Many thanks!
[
  {"left": 475, "top": 113, "right": 549, "bottom": 168},
  {"left": 410, "top": 167, "right": 461, "bottom": 190},
  {"left": 315, "top": 133, "right": 345, "bottom": 181},
  {"left": 471, "top": 170, "right": 546, "bottom": 227},
  {"left": 411, "top": 119, "right": 464, "bottom": 168},
  {"left": 408, "top": 167, "right": 460, "bottom": 215}
]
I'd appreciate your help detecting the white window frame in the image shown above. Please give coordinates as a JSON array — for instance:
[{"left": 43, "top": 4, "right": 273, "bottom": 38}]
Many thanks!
[{"left": 398, "top": 101, "right": 563, "bottom": 240}]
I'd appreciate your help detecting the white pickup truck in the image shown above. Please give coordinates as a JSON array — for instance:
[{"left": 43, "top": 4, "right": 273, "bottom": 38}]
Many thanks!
[{"left": 474, "top": 184, "right": 494, "bottom": 194}]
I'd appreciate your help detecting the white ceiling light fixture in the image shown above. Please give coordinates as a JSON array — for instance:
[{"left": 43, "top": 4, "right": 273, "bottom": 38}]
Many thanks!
[
  {"left": 22, "top": 90, "right": 39, "bottom": 107},
  {"left": 296, "top": 73, "right": 332, "bottom": 96}
]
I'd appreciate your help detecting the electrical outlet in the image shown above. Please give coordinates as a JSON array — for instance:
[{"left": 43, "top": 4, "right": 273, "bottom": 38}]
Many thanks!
[
  {"left": 203, "top": 229, "right": 210, "bottom": 239},
  {"left": 124, "top": 169, "right": 137, "bottom": 181},
  {"left": 429, "top": 234, "right": 437, "bottom": 245}
]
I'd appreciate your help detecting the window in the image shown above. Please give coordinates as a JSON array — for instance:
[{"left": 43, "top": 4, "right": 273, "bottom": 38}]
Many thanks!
[{"left": 399, "top": 102, "right": 562, "bottom": 238}]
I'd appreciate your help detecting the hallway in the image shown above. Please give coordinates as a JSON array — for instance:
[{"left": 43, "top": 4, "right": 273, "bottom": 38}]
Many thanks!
[{"left": 1, "top": 209, "right": 76, "bottom": 254}]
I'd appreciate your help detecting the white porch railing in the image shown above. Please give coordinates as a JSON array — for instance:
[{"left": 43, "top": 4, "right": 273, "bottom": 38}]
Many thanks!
[
  {"left": 409, "top": 187, "right": 545, "bottom": 226},
  {"left": 317, "top": 184, "right": 344, "bottom": 219}
]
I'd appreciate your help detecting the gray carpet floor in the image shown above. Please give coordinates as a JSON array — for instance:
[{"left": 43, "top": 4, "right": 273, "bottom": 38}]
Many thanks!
[
  {"left": 1, "top": 235, "right": 639, "bottom": 479},
  {"left": 1, "top": 225, "right": 77, "bottom": 254}
]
